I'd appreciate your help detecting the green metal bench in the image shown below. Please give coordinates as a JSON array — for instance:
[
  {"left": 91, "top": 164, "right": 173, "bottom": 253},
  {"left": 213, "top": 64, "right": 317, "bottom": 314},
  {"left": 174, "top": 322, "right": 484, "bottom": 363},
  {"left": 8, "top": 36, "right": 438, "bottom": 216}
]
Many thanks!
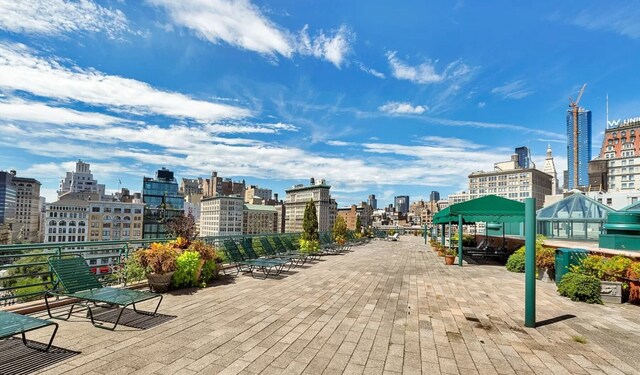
[
  {"left": 271, "top": 236, "right": 309, "bottom": 264},
  {"left": 222, "top": 240, "right": 287, "bottom": 279},
  {"left": 259, "top": 237, "right": 303, "bottom": 267},
  {"left": 45, "top": 255, "right": 163, "bottom": 331},
  {"left": 0, "top": 311, "right": 58, "bottom": 351}
]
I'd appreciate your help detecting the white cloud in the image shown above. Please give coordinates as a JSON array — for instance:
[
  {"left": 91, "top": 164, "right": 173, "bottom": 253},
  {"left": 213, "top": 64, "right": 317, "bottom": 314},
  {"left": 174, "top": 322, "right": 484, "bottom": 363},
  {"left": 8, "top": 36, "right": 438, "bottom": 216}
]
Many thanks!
[
  {"left": 477, "top": 101, "right": 486, "bottom": 108},
  {"left": 0, "top": 42, "right": 251, "bottom": 122},
  {"left": 386, "top": 51, "right": 471, "bottom": 85},
  {"left": 326, "top": 140, "right": 355, "bottom": 147},
  {"left": 0, "top": 0, "right": 130, "bottom": 38},
  {"left": 571, "top": 5, "right": 640, "bottom": 40},
  {"left": 491, "top": 80, "right": 532, "bottom": 100},
  {"left": 148, "top": 0, "right": 293, "bottom": 57},
  {"left": 0, "top": 99, "right": 123, "bottom": 126},
  {"left": 421, "top": 136, "right": 484, "bottom": 150},
  {"left": 148, "top": 0, "right": 355, "bottom": 67},
  {"left": 356, "top": 62, "right": 385, "bottom": 78},
  {"left": 378, "top": 101, "right": 427, "bottom": 115},
  {"left": 298, "top": 24, "right": 354, "bottom": 68}
]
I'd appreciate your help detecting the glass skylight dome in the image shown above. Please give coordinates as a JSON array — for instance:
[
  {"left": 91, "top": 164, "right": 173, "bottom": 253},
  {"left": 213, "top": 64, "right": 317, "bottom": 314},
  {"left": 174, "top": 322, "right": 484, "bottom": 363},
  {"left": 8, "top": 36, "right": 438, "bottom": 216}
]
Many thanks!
[{"left": 536, "top": 193, "right": 615, "bottom": 240}]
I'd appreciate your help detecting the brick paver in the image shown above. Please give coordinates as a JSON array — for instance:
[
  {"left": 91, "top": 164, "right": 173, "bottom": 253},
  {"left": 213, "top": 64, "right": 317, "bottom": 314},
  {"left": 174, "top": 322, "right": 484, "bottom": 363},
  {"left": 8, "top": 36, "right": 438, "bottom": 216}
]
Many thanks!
[{"left": 24, "top": 236, "right": 640, "bottom": 374}]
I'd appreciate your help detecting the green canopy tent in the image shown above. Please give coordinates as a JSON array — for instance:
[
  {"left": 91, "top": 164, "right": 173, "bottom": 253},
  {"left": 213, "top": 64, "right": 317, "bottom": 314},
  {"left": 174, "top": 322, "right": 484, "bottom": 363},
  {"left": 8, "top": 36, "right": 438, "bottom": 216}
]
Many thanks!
[{"left": 432, "top": 195, "right": 526, "bottom": 266}]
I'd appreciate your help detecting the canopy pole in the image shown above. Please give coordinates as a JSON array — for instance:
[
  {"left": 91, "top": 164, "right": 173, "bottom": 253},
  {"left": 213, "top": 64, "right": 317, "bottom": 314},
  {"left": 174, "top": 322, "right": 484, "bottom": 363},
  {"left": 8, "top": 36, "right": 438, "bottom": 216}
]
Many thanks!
[
  {"left": 441, "top": 224, "right": 445, "bottom": 245},
  {"left": 525, "top": 197, "right": 536, "bottom": 328},
  {"left": 448, "top": 220, "right": 451, "bottom": 249},
  {"left": 458, "top": 214, "right": 463, "bottom": 267}
]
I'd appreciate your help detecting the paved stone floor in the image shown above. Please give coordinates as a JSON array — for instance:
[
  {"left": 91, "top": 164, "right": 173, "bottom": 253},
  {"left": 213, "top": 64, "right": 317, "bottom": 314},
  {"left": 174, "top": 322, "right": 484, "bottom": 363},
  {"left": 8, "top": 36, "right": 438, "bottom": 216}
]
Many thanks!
[{"left": 20, "top": 236, "right": 640, "bottom": 374}]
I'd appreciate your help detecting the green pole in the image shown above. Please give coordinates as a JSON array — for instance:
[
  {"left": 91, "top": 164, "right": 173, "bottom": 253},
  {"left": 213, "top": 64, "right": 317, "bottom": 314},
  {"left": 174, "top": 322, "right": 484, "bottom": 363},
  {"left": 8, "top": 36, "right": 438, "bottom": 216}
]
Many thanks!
[
  {"left": 458, "top": 214, "right": 463, "bottom": 267},
  {"left": 441, "top": 223, "right": 445, "bottom": 245},
  {"left": 448, "top": 220, "right": 451, "bottom": 249},
  {"left": 524, "top": 197, "right": 536, "bottom": 328},
  {"left": 424, "top": 224, "right": 427, "bottom": 244}
]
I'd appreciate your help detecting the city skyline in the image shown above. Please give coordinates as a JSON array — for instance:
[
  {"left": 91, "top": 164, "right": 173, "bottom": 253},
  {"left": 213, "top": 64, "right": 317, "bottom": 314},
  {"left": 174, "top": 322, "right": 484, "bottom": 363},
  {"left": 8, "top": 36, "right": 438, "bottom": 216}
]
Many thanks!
[{"left": 1, "top": 2, "right": 640, "bottom": 206}]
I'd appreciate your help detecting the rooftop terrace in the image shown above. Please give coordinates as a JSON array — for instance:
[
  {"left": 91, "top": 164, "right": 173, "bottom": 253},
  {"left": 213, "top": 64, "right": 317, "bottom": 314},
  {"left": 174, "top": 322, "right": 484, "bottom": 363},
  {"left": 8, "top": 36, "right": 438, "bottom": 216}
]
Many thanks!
[{"left": 3, "top": 236, "right": 640, "bottom": 375}]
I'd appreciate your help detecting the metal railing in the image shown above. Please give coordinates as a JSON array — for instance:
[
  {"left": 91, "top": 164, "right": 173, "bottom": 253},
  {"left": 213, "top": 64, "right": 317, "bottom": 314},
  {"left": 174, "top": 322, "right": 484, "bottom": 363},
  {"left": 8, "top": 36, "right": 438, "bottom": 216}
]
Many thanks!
[{"left": 0, "top": 231, "right": 358, "bottom": 306}]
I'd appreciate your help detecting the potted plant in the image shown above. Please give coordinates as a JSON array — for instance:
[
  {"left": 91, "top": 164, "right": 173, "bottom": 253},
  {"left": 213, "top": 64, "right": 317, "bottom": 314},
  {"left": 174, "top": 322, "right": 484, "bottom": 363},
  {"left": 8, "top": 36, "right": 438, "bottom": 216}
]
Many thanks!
[
  {"left": 535, "top": 247, "right": 556, "bottom": 282},
  {"left": 187, "top": 240, "right": 217, "bottom": 280},
  {"left": 444, "top": 249, "right": 456, "bottom": 265},
  {"left": 134, "top": 242, "right": 180, "bottom": 292}
]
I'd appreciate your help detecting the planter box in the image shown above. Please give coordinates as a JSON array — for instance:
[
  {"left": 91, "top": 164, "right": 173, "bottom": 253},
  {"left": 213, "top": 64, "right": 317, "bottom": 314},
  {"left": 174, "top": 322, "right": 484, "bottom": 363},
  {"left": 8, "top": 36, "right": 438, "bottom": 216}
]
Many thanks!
[{"left": 601, "top": 281, "right": 623, "bottom": 304}]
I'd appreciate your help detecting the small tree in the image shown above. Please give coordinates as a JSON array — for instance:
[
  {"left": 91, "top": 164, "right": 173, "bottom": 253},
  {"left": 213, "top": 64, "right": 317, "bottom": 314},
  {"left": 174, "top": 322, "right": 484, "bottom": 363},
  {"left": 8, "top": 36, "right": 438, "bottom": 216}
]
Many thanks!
[
  {"left": 302, "top": 199, "right": 319, "bottom": 241},
  {"left": 333, "top": 215, "right": 348, "bottom": 243},
  {"left": 355, "top": 215, "right": 362, "bottom": 232},
  {"left": 165, "top": 212, "right": 199, "bottom": 242}
]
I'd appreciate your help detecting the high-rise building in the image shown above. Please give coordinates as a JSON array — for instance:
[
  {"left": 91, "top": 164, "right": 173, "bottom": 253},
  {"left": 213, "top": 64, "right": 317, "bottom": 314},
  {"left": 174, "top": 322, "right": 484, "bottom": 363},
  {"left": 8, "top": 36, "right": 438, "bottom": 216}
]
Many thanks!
[
  {"left": 243, "top": 204, "right": 278, "bottom": 234},
  {"left": 429, "top": 191, "right": 440, "bottom": 202},
  {"left": 542, "top": 144, "right": 560, "bottom": 194},
  {"left": 337, "top": 202, "right": 373, "bottom": 231},
  {"left": 142, "top": 168, "right": 184, "bottom": 239},
  {"left": 394, "top": 196, "right": 409, "bottom": 214},
  {"left": 368, "top": 194, "right": 377, "bottom": 210},
  {"left": 567, "top": 109, "right": 592, "bottom": 189},
  {"left": 200, "top": 196, "right": 244, "bottom": 237},
  {"left": 515, "top": 146, "right": 532, "bottom": 169},
  {"left": 600, "top": 117, "right": 640, "bottom": 191},
  {"left": 58, "top": 160, "right": 106, "bottom": 199},
  {"left": 284, "top": 178, "right": 335, "bottom": 233},
  {"left": 87, "top": 201, "right": 144, "bottom": 241},
  {"left": 0, "top": 171, "right": 16, "bottom": 244},
  {"left": 11, "top": 172, "right": 42, "bottom": 243}
]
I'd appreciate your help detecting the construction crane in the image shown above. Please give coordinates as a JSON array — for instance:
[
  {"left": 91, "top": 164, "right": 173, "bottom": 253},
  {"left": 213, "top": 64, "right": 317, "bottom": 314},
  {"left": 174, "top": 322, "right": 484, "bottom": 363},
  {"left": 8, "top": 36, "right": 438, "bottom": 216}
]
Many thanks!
[{"left": 569, "top": 83, "right": 587, "bottom": 189}]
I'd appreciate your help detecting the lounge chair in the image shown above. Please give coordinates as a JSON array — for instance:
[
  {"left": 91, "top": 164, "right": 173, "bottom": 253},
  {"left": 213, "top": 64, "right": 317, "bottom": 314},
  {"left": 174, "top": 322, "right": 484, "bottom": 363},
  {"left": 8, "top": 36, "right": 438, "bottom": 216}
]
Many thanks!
[
  {"left": 263, "top": 237, "right": 306, "bottom": 266},
  {"left": 388, "top": 233, "right": 399, "bottom": 241},
  {"left": 0, "top": 311, "right": 58, "bottom": 351},
  {"left": 222, "top": 240, "right": 287, "bottom": 279},
  {"left": 242, "top": 238, "right": 293, "bottom": 272},
  {"left": 45, "top": 255, "right": 163, "bottom": 331},
  {"left": 281, "top": 235, "right": 320, "bottom": 261}
]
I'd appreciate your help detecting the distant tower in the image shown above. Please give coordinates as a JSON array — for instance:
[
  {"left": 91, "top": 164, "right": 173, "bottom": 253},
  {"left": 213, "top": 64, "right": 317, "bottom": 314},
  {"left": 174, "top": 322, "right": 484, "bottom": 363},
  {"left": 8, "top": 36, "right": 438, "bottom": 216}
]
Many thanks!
[
  {"left": 514, "top": 146, "right": 532, "bottom": 169},
  {"left": 567, "top": 84, "right": 591, "bottom": 189},
  {"left": 543, "top": 144, "right": 560, "bottom": 194},
  {"left": 394, "top": 195, "right": 409, "bottom": 214},
  {"left": 429, "top": 191, "right": 440, "bottom": 202},
  {"left": 368, "top": 194, "right": 377, "bottom": 210}
]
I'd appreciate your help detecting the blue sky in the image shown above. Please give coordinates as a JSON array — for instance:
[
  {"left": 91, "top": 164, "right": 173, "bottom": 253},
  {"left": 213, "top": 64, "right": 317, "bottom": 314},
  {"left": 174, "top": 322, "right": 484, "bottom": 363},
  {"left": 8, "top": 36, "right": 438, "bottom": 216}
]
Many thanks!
[{"left": 1, "top": 1, "right": 639, "bottom": 207}]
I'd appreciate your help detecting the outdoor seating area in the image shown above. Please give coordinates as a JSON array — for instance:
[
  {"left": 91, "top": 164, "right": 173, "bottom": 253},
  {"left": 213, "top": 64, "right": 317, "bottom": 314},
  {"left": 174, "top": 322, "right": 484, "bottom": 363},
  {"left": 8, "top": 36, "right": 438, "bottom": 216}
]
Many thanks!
[{"left": 1, "top": 235, "right": 640, "bottom": 374}]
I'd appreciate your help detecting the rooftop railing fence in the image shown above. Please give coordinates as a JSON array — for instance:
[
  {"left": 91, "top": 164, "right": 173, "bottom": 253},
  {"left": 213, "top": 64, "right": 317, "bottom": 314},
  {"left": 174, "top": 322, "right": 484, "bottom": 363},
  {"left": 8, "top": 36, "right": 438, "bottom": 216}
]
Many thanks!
[{"left": 0, "top": 232, "right": 341, "bottom": 306}]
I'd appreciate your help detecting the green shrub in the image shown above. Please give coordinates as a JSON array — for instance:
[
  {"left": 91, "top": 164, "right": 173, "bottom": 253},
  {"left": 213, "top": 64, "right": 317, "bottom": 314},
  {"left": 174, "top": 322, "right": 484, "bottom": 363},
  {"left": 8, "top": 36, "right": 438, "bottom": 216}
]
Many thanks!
[
  {"left": 557, "top": 272, "right": 602, "bottom": 304},
  {"left": 299, "top": 238, "right": 320, "bottom": 254},
  {"left": 506, "top": 247, "right": 526, "bottom": 273},
  {"left": 171, "top": 251, "right": 201, "bottom": 288},
  {"left": 200, "top": 260, "right": 219, "bottom": 283}
]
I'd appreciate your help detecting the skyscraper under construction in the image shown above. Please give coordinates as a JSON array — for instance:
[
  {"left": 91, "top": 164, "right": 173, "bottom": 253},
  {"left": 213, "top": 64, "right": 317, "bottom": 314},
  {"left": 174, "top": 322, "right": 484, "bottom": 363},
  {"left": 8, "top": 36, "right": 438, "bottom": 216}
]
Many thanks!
[{"left": 566, "top": 108, "right": 592, "bottom": 189}]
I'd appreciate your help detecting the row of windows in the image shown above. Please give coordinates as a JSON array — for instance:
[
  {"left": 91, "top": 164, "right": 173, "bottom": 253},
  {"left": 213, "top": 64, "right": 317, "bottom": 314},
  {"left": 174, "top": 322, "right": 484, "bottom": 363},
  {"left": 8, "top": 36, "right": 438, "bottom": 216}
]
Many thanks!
[{"left": 48, "top": 220, "right": 86, "bottom": 226}]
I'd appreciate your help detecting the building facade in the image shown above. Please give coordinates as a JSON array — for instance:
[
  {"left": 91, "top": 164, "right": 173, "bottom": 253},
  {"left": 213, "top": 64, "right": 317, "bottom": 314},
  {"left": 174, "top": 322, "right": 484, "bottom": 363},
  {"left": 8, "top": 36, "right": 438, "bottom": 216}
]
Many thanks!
[
  {"left": 515, "top": 146, "right": 532, "bottom": 169},
  {"left": 44, "top": 196, "right": 89, "bottom": 243},
  {"left": 58, "top": 160, "right": 106, "bottom": 199},
  {"left": 200, "top": 196, "right": 244, "bottom": 237},
  {"left": 468, "top": 168, "right": 552, "bottom": 209},
  {"left": 600, "top": 118, "right": 640, "bottom": 191},
  {"left": 429, "top": 191, "right": 440, "bottom": 202},
  {"left": 284, "top": 179, "right": 335, "bottom": 233},
  {"left": 567, "top": 109, "right": 592, "bottom": 189},
  {"left": 12, "top": 174, "right": 42, "bottom": 243},
  {"left": 87, "top": 201, "right": 144, "bottom": 241},
  {"left": 245, "top": 185, "right": 272, "bottom": 203},
  {"left": 142, "top": 168, "right": 184, "bottom": 239},
  {"left": 243, "top": 204, "right": 278, "bottom": 234},
  {"left": 394, "top": 196, "right": 409, "bottom": 214}
]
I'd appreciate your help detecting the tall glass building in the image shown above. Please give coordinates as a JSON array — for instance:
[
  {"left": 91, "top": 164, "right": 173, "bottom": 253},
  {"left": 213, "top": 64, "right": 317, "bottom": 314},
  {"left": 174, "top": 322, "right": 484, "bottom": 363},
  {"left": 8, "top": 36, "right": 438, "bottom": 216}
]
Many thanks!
[
  {"left": 566, "top": 109, "right": 592, "bottom": 189},
  {"left": 142, "top": 168, "right": 184, "bottom": 239},
  {"left": 0, "top": 171, "right": 16, "bottom": 225}
]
